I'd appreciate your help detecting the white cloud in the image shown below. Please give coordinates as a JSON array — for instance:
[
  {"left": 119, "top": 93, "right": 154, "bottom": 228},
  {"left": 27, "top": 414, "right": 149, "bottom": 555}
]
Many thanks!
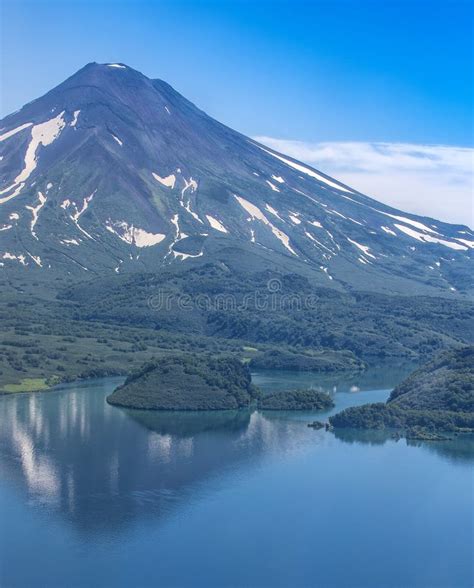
[{"left": 253, "top": 137, "right": 473, "bottom": 227}]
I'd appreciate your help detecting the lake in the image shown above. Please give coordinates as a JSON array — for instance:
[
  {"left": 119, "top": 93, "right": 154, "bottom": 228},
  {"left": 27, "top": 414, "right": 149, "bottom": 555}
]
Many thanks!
[{"left": 0, "top": 367, "right": 472, "bottom": 588}]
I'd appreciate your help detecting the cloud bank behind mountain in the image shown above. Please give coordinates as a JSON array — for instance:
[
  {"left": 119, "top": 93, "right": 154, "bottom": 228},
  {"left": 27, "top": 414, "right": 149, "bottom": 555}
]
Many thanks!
[{"left": 254, "top": 138, "right": 473, "bottom": 227}]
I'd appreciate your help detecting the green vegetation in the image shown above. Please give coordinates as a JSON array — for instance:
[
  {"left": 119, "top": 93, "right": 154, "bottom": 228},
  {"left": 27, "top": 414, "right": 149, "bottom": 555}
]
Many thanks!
[
  {"left": 107, "top": 355, "right": 336, "bottom": 412},
  {"left": 0, "top": 275, "right": 258, "bottom": 391},
  {"left": 1, "top": 265, "right": 472, "bottom": 393},
  {"left": 59, "top": 266, "right": 473, "bottom": 363},
  {"left": 250, "top": 348, "right": 364, "bottom": 372},
  {"left": 1, "top": 377, "right": 49, "bottom": 393},
  {"left": 329, "top": 346, "right": 474, "bottom": 439},
  {"left": 258, "top": 388, "right": 334, "bottom": 411},
  {"left": 107, "top": 354, "right": 260, "bottom": 410},
  {"left": 388, "top": 346, "right": 473, "bottom": 412},
  {"left": 330, "top": 402, "right": 474, "bottom": 432}
]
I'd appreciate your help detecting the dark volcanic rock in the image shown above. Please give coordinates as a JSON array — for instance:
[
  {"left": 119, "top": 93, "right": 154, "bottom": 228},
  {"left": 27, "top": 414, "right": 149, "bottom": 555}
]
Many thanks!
[{"left": 307, "top": 420, "right": 327, "bottom": 429}]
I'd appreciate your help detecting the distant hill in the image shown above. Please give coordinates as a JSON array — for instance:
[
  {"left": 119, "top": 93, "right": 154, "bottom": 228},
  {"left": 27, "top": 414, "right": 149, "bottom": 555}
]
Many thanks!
[{"left": 249, "top": 348, "right": 365, "bottom": 372}]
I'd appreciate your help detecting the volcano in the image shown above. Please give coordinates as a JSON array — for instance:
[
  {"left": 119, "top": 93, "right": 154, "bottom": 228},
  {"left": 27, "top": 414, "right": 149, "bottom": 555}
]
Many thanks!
[{"left": 0, "top": 62, "right": 472, "bottom": 295}]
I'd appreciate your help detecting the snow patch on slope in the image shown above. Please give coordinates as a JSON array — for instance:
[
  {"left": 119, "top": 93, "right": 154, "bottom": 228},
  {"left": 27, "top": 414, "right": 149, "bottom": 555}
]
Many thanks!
[
  {"left": 60, "top": 238, "right": 79, "bottom": 246},
  {"left": 106, "top": 220, "right": 165, "bottom": 247},
  {"left": 62, "top": 191, "right": 96, "bottom": 240},
  {"left": 257, "top": 145, "right": 353, "bottom": 193},
  {"left": 165, "top": 214, "right": 204, "bottom": 261},
  {"left": 25, "top": 191, "right": 47, "bottom": 240},
  {"left": 265, "top": 204, "right": 284, "bottom": 221},
  {"left": 381, "top": 226, "right": 396, "bottom": 236},
  {"left": 271, "top": 175, "right": 285, "bottom": 184},
  {"left": 206, "top": 215, "right": 228, "bottom": 233},
  {"left": 174, "top": 250, "right": 203, "bottom": 261},
  {"left": 15, "top": 112, "right": 65, "bottom": 184},
  {"left": 383, "top": 213, "right": 438, "bottom": 234},
  {"left": 26, "top": 252, "right": 42, "bottom": 267},
  {"left": 266, "top": 180, "right": 280, "bottom": 192},
  {"left": 180, "top": 178, "right": 202, "bottom": 223},
  {"left": 0, "top": 183, "right": 25, "bottom": 205},
  {"left": 2, "top": 252, "right": 27, "bottom": 265},
  {"left": 347, "top": 238, "right": 376, "bottom": 260},
  {"left": 153, "top": 172, "right": 176, "bottom": 189},
  {"left": 320, "top": 266, "right": 333, "bottom": 280},
  {"left": 0, "top": 112, "right": 65, "bottom": 203},
  {"left": 234, "top": 195, "right": 297, "bottom": 255},
  {"left": 0, "top": 123, "right": 33, "bottom": 142},
  {"left": 455, "top": 238, "right": 474, "bottom": 248},
  {"left": 304, "top": 231, "right": 334, "bottom": 254},
  {"left": 70, "top": 110, "right": 80, "bottom": 127},
  {"left": 394, "top": 224, "right": 468, "bottom": 250}
]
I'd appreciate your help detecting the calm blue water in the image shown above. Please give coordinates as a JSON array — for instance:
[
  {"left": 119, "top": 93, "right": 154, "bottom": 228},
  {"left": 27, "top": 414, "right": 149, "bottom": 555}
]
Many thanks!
[{"left": 0, "top": 368, "right": 472, "bottom": 588}]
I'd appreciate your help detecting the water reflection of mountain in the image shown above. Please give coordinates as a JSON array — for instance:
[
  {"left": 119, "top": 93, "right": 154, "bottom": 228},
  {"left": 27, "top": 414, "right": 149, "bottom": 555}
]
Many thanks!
[
  {"left": 333, "top": 428, "right": 474, "bottom": 464},
  {"left": 0, "top": 379, "right": 308, "bottom": 537},
  {"left": 1, "top": 367, "right": 469, "bottom": 540}
]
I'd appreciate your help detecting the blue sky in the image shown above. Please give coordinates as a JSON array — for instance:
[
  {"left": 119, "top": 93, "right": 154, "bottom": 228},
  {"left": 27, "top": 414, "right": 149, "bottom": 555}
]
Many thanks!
[
  {"left": 1, "top": 0, "right": 472, "bottom": 144},
  {"left": 1, "top": 0, "right": 472, "bottom": 223}
]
